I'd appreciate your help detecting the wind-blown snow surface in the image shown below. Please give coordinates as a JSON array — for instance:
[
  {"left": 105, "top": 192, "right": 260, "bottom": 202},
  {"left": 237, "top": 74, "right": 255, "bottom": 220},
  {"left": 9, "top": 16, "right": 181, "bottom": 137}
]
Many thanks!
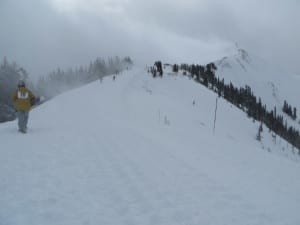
[{"left": 1, "top": 68, "right": 300, "bottom": 225}]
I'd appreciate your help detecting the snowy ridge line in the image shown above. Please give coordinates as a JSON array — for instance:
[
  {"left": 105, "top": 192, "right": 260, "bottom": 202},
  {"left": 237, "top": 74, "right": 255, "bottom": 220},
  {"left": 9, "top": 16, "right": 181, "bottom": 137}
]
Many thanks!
[
  {"left": 170, "top": 62, "right": 300, "bottom": 154},
  {"left": 215, "top": 48, "right": 300, "bottom": 129},
  {"left": 1, "top": 66, "right": 300, "bottom": 224}
]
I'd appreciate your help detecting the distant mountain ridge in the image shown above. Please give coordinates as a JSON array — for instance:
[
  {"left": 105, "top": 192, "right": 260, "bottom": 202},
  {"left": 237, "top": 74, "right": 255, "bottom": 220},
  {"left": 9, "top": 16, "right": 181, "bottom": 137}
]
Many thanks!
[{"left": 214, "top": 47, "right": 300, "bottom": 129}]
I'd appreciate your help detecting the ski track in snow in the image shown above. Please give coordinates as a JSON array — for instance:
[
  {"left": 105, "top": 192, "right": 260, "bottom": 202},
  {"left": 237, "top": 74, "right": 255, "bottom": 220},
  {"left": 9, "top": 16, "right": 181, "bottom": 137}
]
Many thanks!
[{"left": 1, "top": 68, "right": 300, "bottom": 225}]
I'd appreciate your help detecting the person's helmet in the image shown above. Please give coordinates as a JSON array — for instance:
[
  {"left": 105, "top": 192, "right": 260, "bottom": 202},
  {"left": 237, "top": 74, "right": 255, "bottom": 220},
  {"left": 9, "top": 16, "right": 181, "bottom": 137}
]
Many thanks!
[{"left": 18, "top": 80, "right": 25, "bottom": 87}]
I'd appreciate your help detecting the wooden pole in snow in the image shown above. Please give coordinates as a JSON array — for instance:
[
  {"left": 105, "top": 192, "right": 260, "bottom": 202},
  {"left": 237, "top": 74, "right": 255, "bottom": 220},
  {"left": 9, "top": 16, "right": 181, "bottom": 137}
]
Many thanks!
[{"left": 213, "top": 97, "right": 218, "bottom": 133}]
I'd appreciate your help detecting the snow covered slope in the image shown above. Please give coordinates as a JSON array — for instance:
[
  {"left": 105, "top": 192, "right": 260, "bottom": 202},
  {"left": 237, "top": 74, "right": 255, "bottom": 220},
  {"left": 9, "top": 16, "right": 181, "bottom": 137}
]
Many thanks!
[
  {"left": 1, "top": 67, "right": 300, "bottom": 225},
  {"left": 215, "top": 48, "right": 300, "bottom": 129}
]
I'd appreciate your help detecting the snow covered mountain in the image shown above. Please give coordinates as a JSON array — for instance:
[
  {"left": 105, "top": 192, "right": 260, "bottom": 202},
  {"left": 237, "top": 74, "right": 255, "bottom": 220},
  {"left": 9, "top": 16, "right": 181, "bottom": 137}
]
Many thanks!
[
  {"left": 1, "top": 67, "right": 300, "bottom": 225},
  {"left": 215, "top": 48, "right": 300, "bottom": 125}
]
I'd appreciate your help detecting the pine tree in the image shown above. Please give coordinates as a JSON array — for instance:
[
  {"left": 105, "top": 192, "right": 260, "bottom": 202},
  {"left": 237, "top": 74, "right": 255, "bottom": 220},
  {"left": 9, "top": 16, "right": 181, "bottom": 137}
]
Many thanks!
[
  {"left": 256, "top": 123, "right": 263, "bottom": 141},
  {"left": 293, "top": 107, "right": 297, "bottom": 120},
  {"left": 173, "top": 64, "right": 179, "bottom": 73}
]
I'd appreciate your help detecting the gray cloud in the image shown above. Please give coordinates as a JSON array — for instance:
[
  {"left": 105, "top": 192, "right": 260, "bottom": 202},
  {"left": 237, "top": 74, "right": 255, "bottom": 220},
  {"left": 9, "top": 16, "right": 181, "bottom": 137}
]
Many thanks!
[{"left": 0, "top": 0, "right": 299, "bottom": 79}]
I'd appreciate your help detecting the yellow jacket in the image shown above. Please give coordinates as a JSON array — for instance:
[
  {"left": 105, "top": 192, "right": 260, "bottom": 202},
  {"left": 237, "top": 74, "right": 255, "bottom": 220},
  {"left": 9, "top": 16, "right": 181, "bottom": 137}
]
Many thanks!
[{"left": 12, "top": 87, "right": 35, "bottom": 111}]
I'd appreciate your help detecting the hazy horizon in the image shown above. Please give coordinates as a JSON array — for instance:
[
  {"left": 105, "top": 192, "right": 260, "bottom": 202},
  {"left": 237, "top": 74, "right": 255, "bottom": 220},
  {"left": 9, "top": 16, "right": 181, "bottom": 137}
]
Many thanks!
[{"left": 1, "top": 0, "right": 299, "bottom": 79}]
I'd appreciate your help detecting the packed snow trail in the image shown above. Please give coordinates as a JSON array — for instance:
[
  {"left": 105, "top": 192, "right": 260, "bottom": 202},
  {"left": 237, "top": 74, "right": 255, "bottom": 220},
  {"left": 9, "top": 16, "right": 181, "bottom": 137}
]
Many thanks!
[{"left": 1, "top": 68, "right": 300, "bottom": 225}]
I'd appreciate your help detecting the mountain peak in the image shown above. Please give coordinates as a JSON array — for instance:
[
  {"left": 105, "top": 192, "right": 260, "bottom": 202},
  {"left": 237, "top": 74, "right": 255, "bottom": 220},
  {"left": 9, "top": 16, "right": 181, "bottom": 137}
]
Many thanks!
[
  {"left": 233, "top": 43, "right": 250, "bottom": 62},
  {"left": 215, "top": 47, "right": 251, "bottom": 71},
  {"left": 237, "top": 48, "right": 251, "bottom": 63}
]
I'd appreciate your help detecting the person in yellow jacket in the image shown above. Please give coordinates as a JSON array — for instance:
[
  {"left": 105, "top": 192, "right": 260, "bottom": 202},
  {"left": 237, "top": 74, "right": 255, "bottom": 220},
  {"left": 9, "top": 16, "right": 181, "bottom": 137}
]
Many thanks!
[{"left": 12, "top": 80, "right": 35, "bottom": 133}]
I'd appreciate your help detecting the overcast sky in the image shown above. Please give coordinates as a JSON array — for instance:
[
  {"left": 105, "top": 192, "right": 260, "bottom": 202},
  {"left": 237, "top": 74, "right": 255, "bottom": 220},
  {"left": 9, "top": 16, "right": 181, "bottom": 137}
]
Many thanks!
[{"left": 0, "top": 0, "right": 299, "bottom": 78}]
